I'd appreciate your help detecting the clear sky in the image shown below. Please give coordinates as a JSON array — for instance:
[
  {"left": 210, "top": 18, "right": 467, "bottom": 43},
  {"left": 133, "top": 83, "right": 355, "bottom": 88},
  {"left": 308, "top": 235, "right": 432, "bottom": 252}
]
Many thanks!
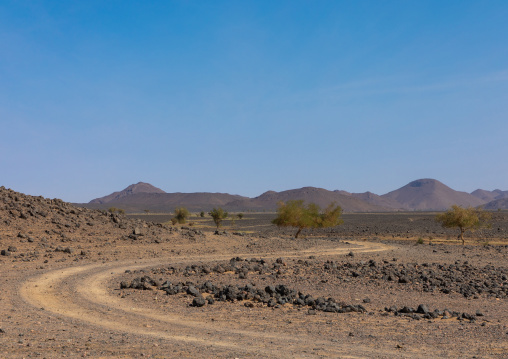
[{"left": 1, "top": 1, "right": 507, "bottom": 202}]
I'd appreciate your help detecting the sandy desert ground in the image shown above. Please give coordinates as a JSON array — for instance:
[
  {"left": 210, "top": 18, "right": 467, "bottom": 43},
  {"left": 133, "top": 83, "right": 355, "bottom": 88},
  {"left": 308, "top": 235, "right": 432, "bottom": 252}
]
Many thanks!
[{"left": 1, "top": 188, "right": 507, "bottom": 358}]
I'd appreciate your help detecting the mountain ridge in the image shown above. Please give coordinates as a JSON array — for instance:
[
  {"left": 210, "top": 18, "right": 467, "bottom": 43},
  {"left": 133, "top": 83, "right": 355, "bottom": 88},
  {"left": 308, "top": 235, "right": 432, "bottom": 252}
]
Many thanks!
[{"left": 80, "top": 179, "right": 508, "bottom": 213}]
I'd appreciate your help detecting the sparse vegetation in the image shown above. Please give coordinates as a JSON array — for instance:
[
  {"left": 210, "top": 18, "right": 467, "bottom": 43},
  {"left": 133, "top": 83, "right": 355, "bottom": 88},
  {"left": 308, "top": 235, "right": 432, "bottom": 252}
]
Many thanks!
[
  {"left": 435, "top": 205, "right": 492, "bottom": 245},
  {"left": 238, "top": 213, "right": 244, "bottom": 220},
  {"left": 416, "top": 237, "right": 424, "bottom": 245},
  {"left": 209, "top": 207, "right": 228, "bottom": 229},
  {"left": 272, "top": 200, "right": 343, "bottom": 238},
  {"left": 173, "top": 207, "right": 190, "bottom": 224},
  {"left": 200, "top": 211, "right": 205, "bottom": 218},
  {"left": 108, "top": 207, "right": 125, "bottom": 215}
]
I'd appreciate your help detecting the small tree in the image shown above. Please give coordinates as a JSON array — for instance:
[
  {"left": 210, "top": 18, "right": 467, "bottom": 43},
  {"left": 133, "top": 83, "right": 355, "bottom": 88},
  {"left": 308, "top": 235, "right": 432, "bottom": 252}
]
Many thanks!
[
  {"left": 435, "top": 205, "right": 491, "bottom": 245},
  {"left": 209, "top": 207, "right": 228, "bottom": 229},
  {"left": 200, "top": 211, "right": 205, "bottom": 218},
  {"left": 238, "top": 213, "right": 244, "bottom": 220},
  {"left": 173, "top": 207, "right": 190, "bottom": 224},
  {"left": 272, "top": 200, "right": 343, "bottom": 238}
]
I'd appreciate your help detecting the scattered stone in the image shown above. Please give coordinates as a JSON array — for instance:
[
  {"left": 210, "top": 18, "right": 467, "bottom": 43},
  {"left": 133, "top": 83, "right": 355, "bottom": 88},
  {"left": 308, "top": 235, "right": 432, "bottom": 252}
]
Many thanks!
[{"left": 191, "top": 296, "right": 206, "bottom": 307}]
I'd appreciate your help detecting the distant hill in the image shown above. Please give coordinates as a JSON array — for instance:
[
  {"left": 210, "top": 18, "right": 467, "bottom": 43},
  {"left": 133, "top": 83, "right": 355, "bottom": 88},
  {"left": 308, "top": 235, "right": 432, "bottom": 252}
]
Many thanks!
[
  {"left": 85, "top": 191, "right": 248, "bottom": 212},
  {"left": 90, "top": 182, "right": 166, "bottom": 204},
  {"left": 471, "top": 189, "right": 498, "bottom": 202},
  {"left": 211, "top": 187, "right": 388, "bottom": 212},
  {"left": 78, "top": 179, "right": 506, "bottom": 213},
  {"left": 471, "top": 189, "right": 508, "bottom": 202},
  {"left": 381, "top": 179, "right": 485, "bottom": 211},
  {"left": 482, "top": 198, "right": 508, "bottom": 210},
  {"left": 349, "top": 191, "right": 405, "bottom": 210}
]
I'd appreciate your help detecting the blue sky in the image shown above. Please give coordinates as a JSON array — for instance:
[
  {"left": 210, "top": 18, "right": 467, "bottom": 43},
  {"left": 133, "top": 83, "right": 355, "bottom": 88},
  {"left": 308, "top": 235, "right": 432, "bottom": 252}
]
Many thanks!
[{"left": 1, "top": 1, "right": 507, "bottom": 202}]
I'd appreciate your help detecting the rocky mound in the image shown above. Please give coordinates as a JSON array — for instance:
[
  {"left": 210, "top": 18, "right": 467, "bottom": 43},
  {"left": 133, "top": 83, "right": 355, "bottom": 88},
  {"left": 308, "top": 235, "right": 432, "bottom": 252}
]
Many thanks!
[
  {"left": 119, "top": 256, "right": 488, "bottom": 322},
  {"left": 0, "top": 186, "right": 171, "bottom": 246}
]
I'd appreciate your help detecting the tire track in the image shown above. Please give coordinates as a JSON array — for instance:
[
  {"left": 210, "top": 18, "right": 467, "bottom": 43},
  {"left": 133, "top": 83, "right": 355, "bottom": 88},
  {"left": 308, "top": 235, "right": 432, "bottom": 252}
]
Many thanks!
[{"left": 20, "top": 241, "right": 394, "bottom": 358}]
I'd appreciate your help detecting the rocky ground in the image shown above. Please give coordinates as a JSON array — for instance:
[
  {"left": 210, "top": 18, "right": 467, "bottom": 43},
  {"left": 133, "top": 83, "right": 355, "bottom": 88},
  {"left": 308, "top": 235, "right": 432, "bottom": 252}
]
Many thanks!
[{"left": 0, "top": 186, "right": 507, "bottom": 358}]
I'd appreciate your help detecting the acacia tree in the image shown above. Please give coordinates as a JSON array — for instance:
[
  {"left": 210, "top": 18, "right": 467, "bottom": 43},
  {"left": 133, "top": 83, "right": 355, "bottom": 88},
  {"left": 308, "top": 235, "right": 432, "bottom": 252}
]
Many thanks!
[
  {"left": 209, "top": 207, "right": 228, "bottom": 229},
  {"left": 435, "top": 205, "right": 491, "bottom": 245},
  {"left": 173, "top": 207, "right": 190, "bottom": 224},
  {"left": 272, "top": 200, "right": 343, "bottom": 238}
]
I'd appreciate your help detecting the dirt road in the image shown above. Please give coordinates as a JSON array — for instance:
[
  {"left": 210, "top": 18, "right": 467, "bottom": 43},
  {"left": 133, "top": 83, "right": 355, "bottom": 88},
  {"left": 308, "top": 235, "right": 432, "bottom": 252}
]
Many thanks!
[{"left": 20, "top": 241, "right": 397, "bottom": 358}]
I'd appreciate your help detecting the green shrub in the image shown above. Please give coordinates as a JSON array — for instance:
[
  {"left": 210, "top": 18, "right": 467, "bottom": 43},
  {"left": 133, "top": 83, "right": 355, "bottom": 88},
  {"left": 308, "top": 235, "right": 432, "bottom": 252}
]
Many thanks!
[
  {"left": 272, "top": 200, "right": 343, "bottom": 238},
  {"left": 209, "top": 207, "right": 228, "bottom": 229},
  {"left": 173, "top": 207, "right": 190, "bottom": 224}
]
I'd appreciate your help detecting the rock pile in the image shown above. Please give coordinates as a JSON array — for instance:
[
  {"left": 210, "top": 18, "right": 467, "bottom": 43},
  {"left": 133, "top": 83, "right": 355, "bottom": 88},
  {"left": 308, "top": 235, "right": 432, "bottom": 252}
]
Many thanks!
[
  {"left": 120, "top": 276, "right": 367, "bottom": 313},
  {"left": 384, "top": 304, "right": 480, "bottom": 322},
  {"left": 322, "top": 259, "right": 508, "bottom": 299},
  {"left": 147, "top": 256, "right": 508, "bottom": 299}
]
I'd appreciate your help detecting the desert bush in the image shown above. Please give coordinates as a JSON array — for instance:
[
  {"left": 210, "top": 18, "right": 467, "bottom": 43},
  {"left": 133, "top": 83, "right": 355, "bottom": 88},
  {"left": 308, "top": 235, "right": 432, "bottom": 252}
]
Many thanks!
[
  {"left": 173, "top": 207, "right": 190, "bottom": 224},
  {"left": 108, "top": 207, "right": 125, "bottom": 215},
  {"left": 200, "top": 211, "right": 205, "bottom": 217},
  {"left": 416, "top": 237, "right": 424, "bottom": 245},
  {"left": 238, "top": 213, "right": 244, "bottom": 220},
  {"left": 209, "top": 207, "right": 228, "bottom": 229},
  {"left": 272, "top": 200, "right": 343, "bottom": 238},
  {"left": 435, "top": 205, "right": 491, "bottom": 245}
]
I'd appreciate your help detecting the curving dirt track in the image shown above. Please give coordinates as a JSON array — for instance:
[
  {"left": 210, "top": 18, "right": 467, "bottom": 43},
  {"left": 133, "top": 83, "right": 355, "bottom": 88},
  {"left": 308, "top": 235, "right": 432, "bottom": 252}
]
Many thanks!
[
  {"left": 20, "top": 241, "right": 396, "bottom": 358},
  {"left": 2, "top": 188, "right": 507, "bottom": 358}
]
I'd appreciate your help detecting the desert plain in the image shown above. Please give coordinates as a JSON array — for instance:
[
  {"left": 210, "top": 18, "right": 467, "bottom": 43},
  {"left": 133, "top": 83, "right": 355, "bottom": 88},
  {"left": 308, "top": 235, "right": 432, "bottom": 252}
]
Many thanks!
[{"left": 1, "top": 187, "right": 507, "bottom": 358}]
